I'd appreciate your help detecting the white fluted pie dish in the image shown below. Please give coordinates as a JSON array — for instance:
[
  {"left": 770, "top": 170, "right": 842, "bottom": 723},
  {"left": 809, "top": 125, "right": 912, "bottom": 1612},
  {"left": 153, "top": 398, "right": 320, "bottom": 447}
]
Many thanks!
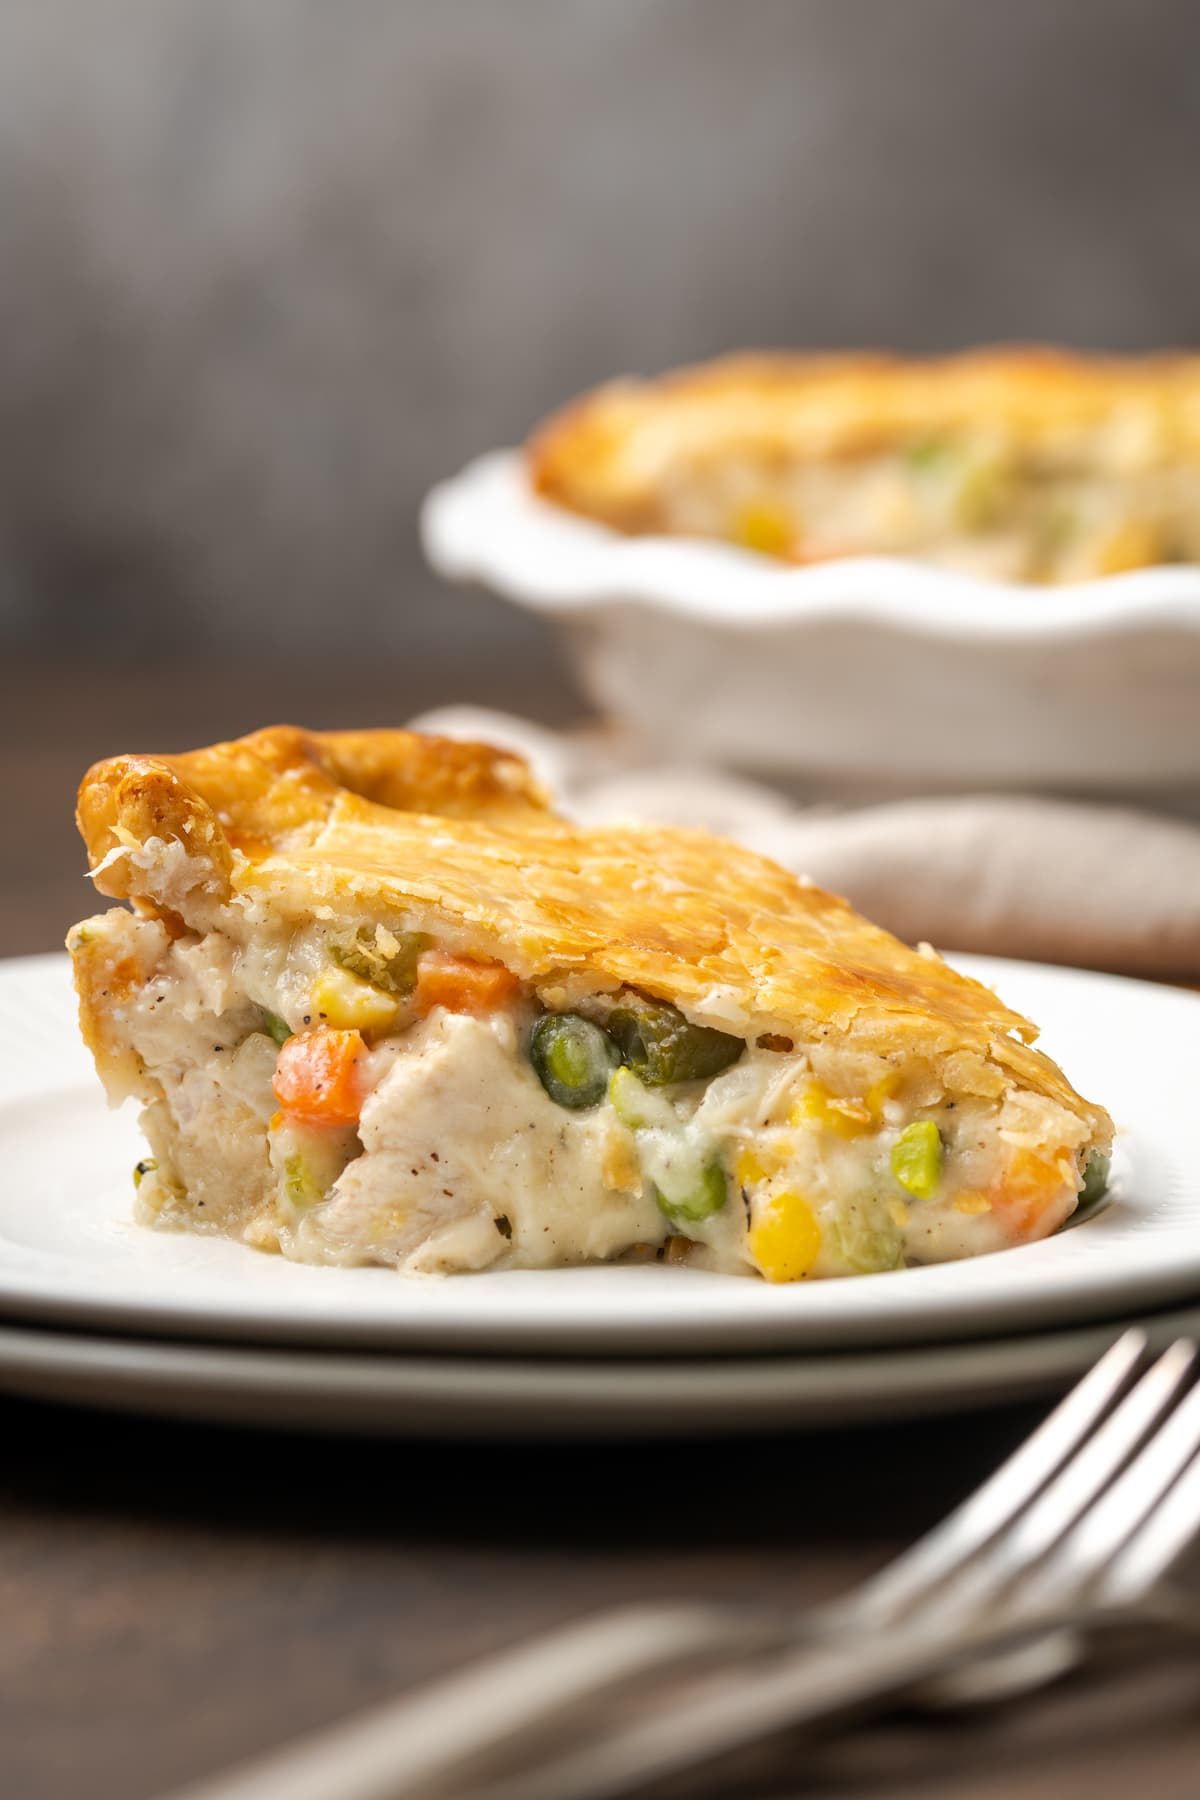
[{"left": 421, "top": 451, "right": 1200, "bottom": 789}]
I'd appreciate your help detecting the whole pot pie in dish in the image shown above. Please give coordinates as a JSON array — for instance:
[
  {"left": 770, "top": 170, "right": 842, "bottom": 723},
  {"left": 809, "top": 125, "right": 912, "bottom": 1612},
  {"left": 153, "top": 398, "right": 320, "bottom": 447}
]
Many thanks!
[
  {"left": 530, "top": 348, "right": 1200, "bottom": 584},
  {"left": 68, "top": 726, "right": 1112, "bottom": 1282}
]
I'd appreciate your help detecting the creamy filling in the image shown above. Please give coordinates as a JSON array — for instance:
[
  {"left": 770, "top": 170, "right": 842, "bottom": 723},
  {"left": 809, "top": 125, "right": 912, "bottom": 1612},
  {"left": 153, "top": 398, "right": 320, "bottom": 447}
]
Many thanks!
[
  {"left": 71, "top": 907, "right": 1097, "bottom": 1281},
  {"left": 656, "top": 444, "right": 1200, "bottom": 583}
]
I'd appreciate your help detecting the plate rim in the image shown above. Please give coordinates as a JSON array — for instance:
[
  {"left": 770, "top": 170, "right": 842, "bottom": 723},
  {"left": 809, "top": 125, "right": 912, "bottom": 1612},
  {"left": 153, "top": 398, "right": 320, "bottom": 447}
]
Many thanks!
[{"left": 2, "top": 1302, "right": 1199, "bottom": 1438}]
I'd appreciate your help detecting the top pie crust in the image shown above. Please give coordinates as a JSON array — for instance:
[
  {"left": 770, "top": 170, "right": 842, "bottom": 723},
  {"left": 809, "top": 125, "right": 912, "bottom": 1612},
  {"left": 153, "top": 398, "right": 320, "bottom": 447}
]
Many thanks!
[{"left": 75, "top": 725, "right": 1110, "bottom": 1139}]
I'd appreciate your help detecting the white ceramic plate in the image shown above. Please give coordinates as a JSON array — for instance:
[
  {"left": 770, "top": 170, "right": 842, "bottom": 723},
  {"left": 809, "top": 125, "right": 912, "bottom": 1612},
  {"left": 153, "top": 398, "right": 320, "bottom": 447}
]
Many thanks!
[
  {"left": 422, "top": 452, "right": 1200, "bottom": 788},
  {"left": 3, "top": 1305, "right": 1199, "bottom": 1438},
  {"left": 1, "top": 952, "right": 1198, "bottom": 1355}
]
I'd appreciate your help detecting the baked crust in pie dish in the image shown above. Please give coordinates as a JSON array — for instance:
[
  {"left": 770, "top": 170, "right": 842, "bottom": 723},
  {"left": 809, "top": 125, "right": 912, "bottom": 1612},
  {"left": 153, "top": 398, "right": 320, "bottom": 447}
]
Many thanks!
[
  {"left": 69, "top": 726, "right": 1112, "bottom": 1280},
  {"left": 529, "top": 349, "right": 1200, "bottom": 583}
]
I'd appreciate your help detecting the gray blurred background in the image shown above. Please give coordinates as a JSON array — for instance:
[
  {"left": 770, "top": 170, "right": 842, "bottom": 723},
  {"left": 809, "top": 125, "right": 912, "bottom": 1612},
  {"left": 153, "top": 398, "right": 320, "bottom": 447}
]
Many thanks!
[{"left": 1, "top": 0, "right": 1198, "bottom": 684}]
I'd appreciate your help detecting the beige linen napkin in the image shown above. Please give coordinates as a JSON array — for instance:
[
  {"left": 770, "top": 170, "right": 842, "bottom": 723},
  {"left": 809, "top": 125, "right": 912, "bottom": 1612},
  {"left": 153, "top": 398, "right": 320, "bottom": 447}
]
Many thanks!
[{"left": 409, "top": 709, "right": 1200, "bottom": 978}]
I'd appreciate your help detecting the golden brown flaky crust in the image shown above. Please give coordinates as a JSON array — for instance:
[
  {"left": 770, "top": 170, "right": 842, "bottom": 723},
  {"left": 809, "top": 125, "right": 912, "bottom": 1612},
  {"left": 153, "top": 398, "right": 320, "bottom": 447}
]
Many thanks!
[
  {"left": 75, "top": 726, "right": 1110, "bottom": 1138},
  {"left": 529, "top": 348, "right": 1200, "bottom": 531}
]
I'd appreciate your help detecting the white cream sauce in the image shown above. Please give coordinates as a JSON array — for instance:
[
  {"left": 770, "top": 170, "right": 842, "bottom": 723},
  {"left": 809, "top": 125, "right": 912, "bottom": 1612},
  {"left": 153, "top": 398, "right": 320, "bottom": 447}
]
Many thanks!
[{"left": 74, "top": 907, "right": 1090, "bottom": 1279}]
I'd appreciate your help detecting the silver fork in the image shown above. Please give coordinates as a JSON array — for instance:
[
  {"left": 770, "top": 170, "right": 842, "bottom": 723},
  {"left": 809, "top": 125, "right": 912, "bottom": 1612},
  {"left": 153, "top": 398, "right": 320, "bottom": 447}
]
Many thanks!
[
  {"left": 159, "top": 1330, "right": 1200, "bottom": 1800},
  {"left": 466, "top": 1332, "right": 1200, "bottom": 1800}
]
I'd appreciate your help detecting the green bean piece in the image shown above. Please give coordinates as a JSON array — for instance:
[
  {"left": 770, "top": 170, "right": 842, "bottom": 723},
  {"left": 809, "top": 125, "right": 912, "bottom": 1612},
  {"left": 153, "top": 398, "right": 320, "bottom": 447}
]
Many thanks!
[
  {"left": 890, "top": 1120, "right": 944, "bottom": 1200},
  {"left": 262, "top": 1010, "right": 292, "bottom": 1046},
  {"left": 282, "top": 1152, "right": 324, "bottom": 1211},
  {"left": 827, "top": 1206, "right": 905, "bottom": 1274},
  {"left": 606, "top": 993, "right": 743, "bottom": 1087},
  {"left": 332, "top": 929, "right": 429, "bottom": 996},
  {"left": 653, "top": 1158, "right": 728, "bottom": 1225},
  {"left": 530, "top": 1013, "right": 620, "bottom": 1110},
  {"left": 1079, "top": 1149, "right": 1111, "bottom": 1209}
]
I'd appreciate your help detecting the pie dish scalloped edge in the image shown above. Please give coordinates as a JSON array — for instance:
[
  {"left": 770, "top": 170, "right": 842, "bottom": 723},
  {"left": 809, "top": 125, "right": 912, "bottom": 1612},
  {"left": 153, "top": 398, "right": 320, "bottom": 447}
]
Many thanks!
[{"left": 422, "top": 450, "right": 1200, "bottom": 640}]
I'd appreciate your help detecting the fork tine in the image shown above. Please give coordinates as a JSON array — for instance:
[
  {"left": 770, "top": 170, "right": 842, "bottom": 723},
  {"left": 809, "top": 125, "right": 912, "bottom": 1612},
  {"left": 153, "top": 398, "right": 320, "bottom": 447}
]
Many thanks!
[
  {"left": 971, "top": 1339, "right": 1198, "bottom": 1593},
  {"left": 1100, "top": 1442, "right": 1200, "bottom": 1607},
  {"left": 835, "top": 1327, "right": 1146, "bottom": 1630},
  {"left": 853, "top": 1338, "right": 1195, "bottom": 1641},
  {"left": 1031, "top": 1350, "right": 1200, "bottom": 1609}
]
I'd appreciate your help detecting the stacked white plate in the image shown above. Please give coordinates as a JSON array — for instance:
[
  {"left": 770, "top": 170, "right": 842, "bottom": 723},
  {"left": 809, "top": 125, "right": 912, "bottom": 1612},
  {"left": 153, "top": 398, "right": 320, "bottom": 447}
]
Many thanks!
[{"left": 2, "top": 953, "right": 1198, "bottom": 1438}]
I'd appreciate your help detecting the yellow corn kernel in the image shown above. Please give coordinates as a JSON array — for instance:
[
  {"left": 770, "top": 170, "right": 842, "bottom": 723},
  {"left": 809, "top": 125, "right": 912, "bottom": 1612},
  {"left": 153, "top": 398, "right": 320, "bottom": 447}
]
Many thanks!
[
  {"left": 735, "top": 1148, "right": 769, "bottom": 1189},
  {"left": 749, "top": 1190, "right": 823, "bottom": 1283},
  {"left": 1096, "top": 518, "right": 1161, "bottom": 576},
  {"left": 953, "top": 1190, "right": 992, "bottom": 1216},
  {"left": 886, "top": 1197, "right": 912, "bottom": 1229},
  {"left": 734, "top": 1138, "right": 796, "bottom": 1189},
  {"left": 788, "top": 1082, "right": 822, "bottom": 1128},
  {"left": 865, "top": 1071, "right": 901, "bottom": 1119},
  {"left": 791, "top": 1082, "right": 873, "bottom": 1139},
  {"left": 311, "top": 963, "right": 400, "bottom": 1034},
  {"left": 732, "top": 499, "right": 796, "bottom": 558}
]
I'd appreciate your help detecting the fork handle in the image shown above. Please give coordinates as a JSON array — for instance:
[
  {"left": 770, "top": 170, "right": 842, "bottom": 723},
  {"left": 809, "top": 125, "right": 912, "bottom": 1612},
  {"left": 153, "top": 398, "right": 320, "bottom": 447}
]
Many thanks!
[
  {"left": 468, "top": 1605, "right": 1141, "bottom": 1800},
  {"left": 153, "top": 1604, "right": 782, "bottom": 1800}
]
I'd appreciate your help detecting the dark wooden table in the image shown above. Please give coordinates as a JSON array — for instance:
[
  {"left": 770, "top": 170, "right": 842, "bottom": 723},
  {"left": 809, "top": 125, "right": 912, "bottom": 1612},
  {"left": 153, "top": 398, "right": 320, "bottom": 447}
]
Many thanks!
[{"left": 3, "top": 658, "right": 1199, "bottom": 1799}]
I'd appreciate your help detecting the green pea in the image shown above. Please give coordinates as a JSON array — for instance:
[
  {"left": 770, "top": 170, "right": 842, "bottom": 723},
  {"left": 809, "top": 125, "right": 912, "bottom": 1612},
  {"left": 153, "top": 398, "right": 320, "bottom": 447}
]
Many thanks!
[
  {"left": 132, "top": 1157, "right": 157, "bottom": 1190},
  {"left": 905, "top": 436, "right": 953, "bottom": 473},
  {"left": 606, "top": 993, "right": 743, "bottom": 1087},
  {"left": 653, "top": 1159, "right": 728, "bottom": 1225},
  {"left": 891, "top": 1120, "right": 944, "bottom": 1200},
  {"left": 530, "top": 1013, "right": 620, "bottom": 1110},
  {"left": 1079, "top": 1149, "right": 1111, "bottom": 1209},
  {"left": 261, "top": 1010, "right": 292, "bottom": 1046},
  {"left": 332, "top": 929, "right": 429, "bottom": 996}
]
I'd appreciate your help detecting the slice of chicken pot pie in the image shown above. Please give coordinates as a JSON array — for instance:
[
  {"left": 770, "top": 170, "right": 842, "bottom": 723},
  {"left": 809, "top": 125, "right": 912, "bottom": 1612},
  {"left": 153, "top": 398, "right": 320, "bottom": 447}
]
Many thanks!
[{"left": 68, "top": 726, "right": 1112, "bottom": 1281}]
